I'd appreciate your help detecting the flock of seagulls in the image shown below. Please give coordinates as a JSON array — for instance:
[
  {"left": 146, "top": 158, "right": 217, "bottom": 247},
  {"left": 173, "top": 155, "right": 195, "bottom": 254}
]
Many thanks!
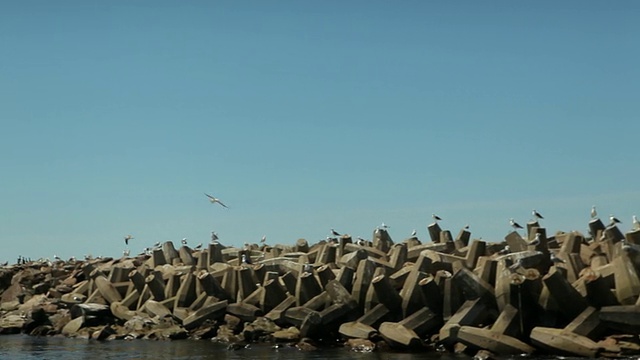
[{"left": 103, "top": 192, "right": 640, "bottom": 265}]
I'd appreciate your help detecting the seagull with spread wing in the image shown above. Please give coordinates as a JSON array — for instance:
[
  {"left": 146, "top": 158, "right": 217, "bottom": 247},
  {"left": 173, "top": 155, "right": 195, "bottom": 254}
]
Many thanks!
[{"left": 205, "top": 193, "right": 229, "bottom": 208}]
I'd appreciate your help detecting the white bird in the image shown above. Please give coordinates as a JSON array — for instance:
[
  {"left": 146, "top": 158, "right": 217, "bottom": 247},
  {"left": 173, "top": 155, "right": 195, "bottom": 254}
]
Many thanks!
[
  {"left": 432, "top": 213, "right": 442, "bottom": 222},
  {"left": 463, "top": 224, "right": 470, "bottom": 230},
  {"left": 53, "top": 255, "right": 61, "bottom": 261},
  {"left": 260, "top": 235, "right": 266, "bottom": 244},
  {"left": 124, "top": 234, "right": 134, "bottom": 245},
  {"left": 153, "top": 242, "right": 161, "bottom": 248},
  {"left": 633, "top": 215, "right": 639, "bottom": 230},
  {"left": 528, "top": 233, "right": 541, "bottom": 246},
  {"left": 331, "top": 228, "right": 341, "bottom": 236},
  {"left": 509, "top": 218, "right": 523, "bottom": 230},
  {"left": 181, "top": 238, "right": 188, "bottom": 245},
  {"left": 194, "top": 243, "right": 202, "bottom": 250},
  {"left": 591, "top": 206, "right": 597, "bottom": 219},
  {"left": 550, "top": 252, "right": 565, "bottom": 264},
  {"left": 410, "top": 229, "right": 417, "bottom": 237},
  {"left": 211, "top": 231, "right": 219, "bottom": 243},
  {"left": 204, "top": 193, "right": 229, "bottom": 208},
  {"left": 380, "top": 222, "right": 390, "bottom": 229},
  {"left": 532, "top": 209, "right": 544, "bottom": 220},
  {"left": 123, "top": 249, "right": 130, "bottom": 257},
  {"left": 609, "top": 214, "right": 622, "bottom": 225},
  {"left": 356, "top": 236, "right": 367, "bottom": 246}
]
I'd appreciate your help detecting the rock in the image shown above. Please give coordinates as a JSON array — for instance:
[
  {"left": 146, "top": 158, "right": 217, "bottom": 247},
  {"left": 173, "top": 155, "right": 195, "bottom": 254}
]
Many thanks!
[
  {"left": 124, "top": 315, "right": 156, "bottom": 333},
  {"left": 345, "top": 338, "right": 376, "bottom": 352},
  {"left": 243, "top": 317, "right": 281, "bottom": 342},
  {"left": 61, "top": 316, "right": 84, "bottom": 336},
  {"left": 0, "top": 314, "right": 27, "bottom": 334},
  {"left": 0, "top": 300, "right": 20, "bottom": 311},
  {"left": 29, "top": 324, "right": 54, "bottom": 336},
  {"left": 189, "top": 320, "right": 219, "bottom": 340},
  {"left": 272, "top": 326, "right": 300, "bottom": 342},
  {"left": 296, "top": 338, "right": 317, "bottom": 351},
  {"left": 92, "top": 325, "right": 116, "bottom": 340},
  {"left": 214, "top": 324, "right": 244, "bottom": 343}
]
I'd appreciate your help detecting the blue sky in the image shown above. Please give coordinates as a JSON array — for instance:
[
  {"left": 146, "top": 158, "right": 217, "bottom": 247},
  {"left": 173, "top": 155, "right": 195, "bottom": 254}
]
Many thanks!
[{"left": 1, "top": 1, "right": 639, "bottom": 263}]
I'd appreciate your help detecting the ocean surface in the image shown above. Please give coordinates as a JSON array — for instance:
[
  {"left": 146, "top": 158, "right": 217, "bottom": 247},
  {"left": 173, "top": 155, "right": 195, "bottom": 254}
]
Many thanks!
[{"left": 0, "top": 334, "right": 614, "bottom": 360}]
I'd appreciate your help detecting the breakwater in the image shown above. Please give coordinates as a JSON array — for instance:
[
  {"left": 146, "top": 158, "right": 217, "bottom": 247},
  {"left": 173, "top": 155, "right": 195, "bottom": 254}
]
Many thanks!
[{"left": 1, "top": 218, "right": 640, "bottom": 358}]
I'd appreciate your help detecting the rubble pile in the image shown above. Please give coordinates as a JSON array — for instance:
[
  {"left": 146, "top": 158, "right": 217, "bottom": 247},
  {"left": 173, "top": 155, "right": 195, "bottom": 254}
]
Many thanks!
[{"left": 1, "top": 217, "right": 640, "bottom": 357}]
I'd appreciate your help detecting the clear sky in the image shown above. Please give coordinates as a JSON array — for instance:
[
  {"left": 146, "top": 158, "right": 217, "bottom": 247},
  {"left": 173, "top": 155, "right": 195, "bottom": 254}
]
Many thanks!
[{"left": 1, "top": 1, "right": 639, "bottom": 263}]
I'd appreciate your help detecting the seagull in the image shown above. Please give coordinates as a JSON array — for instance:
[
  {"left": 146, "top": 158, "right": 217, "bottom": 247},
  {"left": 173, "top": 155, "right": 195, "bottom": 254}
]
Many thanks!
[
  {"left": 211, "top": 231, "right": 219, "bottom": 243},
  {"left": 528, "top": 233, "right": 541, "bottom": 246},
  {"left": 411, "top": 229, "right": 417, "bottom": 237},
  {"left": 463, "top": 224, "right": 470, "bottom": 230},
  {"left": 53, "top": 255, "right": 61, "bottom": 261},
  {"left": 497, "top": 245, "right": 510, "bottom": 255},
  {"left": 194, "top": 243, "right": 202, "bottom": 250},
  {"left": 532, "top": 209, "right": 544, "bottom": 220},
  {"left": 331, "top": 228, "right": 341, "bottom": 236},
  {"left": 380, "top": 222, "right": 390, "bottom": 229},
  {"left": 609, "top": 214, "right": 622, "bottom": 225},
  {"left": 123, "top": 249, "right": 130, "bottom": 257},
  {"left": 356, "top": 236, "right": 367, "bottom": 246},
  {"left": 550, "top": 252, "right": 565, "bottom": 264},
  {"left": 508, "top": 259, "right": 523, "bottom": 273},
  {"left": 153, "top": 242, "right": 161, "bottom": 248},
  {"left": 432, "top": 213, "right": 442, "bottom": 222},
  {"left": 591, "top": 206, "right": 597, "bottom": 219},
  {"left": 633, "top": 215, "right": 640, "bottom": 230},
  {"left": 124, "top": 235, "right": 134, "bottom": 245},
  {"left": 260, "top": 235, "right": 266, "bottom": 244},
  {"left": 204, "top": 193, "right": 228, "bottom": 208},
  {"left": 509, "top": 218, "right": 523, "bottom": 230},
  {"left": 181, "top": 238, "right": 188, "bottom": 245}
]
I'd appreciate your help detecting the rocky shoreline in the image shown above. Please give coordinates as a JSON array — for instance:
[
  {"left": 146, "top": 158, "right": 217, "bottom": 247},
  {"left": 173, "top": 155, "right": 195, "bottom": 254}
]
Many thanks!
[{"left": 2, "top": 218, "right": 640, "bottom": 357}]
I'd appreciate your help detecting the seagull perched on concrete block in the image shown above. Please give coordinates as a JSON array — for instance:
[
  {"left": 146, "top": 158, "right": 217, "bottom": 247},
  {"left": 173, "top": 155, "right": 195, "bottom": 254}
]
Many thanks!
[
  {"left": 331, "top": 228, "right": 341, "bottom": 236},
  {"left": 591, "top": 206, "right": 598, "bottom": 219},
  {"left": 633, "top": 215, "right": 640, "bottom": 230},
  {"left": 609, "top": 214, "right": 622, "bottom": 225},
  {"left": 509, "top": 218, "right": 523, "bottom": 230},
  {"left": 411, "top": 229, "right": 417, "bottom": 237},
  {"left": 432, "top": 213, "right": 442, "bottom": 222},
  {"left": 528, "top": 233, "right": 541, "bottom": 246},
  {"left": 532, "top": 209, "right": 544, "bottom": 220},
  {"left": 205, "top": 193, "right": 228, "bottom": 208}
]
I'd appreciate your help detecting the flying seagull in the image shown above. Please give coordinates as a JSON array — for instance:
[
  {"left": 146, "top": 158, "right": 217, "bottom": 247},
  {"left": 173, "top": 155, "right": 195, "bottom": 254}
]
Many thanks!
[
  {"left": 510, "top": 218, "right": 524, "bottom": 230},
  {"left": 124, "top": 235, "right": 134, "bottom": 245},
  {"left": 204, "top": 193, "right": 228, "bottom": 208},
  {"left": 432, "top": 213, "right": 442, "bottom": 222},
  {"left": 609, "top": 214, "right": 622, "bottom": 225},
  {"left": 532, "top": 209, "right": 544, "bottom": 220},
  {"left": 591, "top": 206, "right": 597, "bottom": 219}
]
